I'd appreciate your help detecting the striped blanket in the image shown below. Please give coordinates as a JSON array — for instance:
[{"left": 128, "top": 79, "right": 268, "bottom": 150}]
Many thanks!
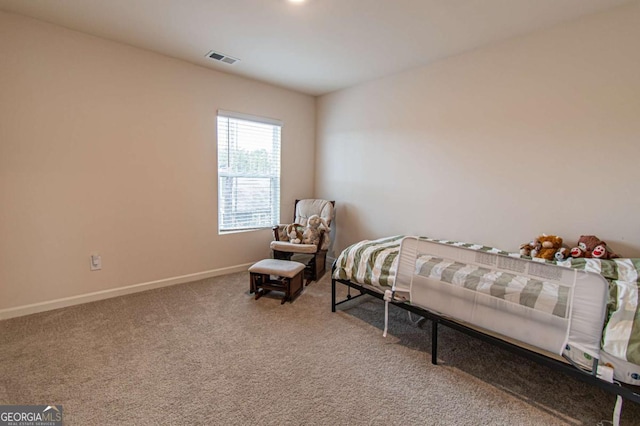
[
  {"left": 333, "top": 236, "right": 568, "bottom": 317},
  {"left": 557, "top": 257, "right": 640, "bottom": 365},
  {"left": 333, "top": 236, "right": 640, "bottom": 365},
  {"left": 332, "top": 236, "right": 403, "bottom": 287},
  {"left": 332, "top": 235, "right": 514, "bottom": 289},
  {"left": 415, "top": 255, "right": 569, "bottom": 318},
  {"left": 333, "top": 235, "right": 513, "bottom": 288}
]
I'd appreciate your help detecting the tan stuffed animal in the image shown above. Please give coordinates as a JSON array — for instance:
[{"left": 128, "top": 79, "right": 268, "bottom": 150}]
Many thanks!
[
  {"left": 302, "top": 214, "right": 327, "bottom": 246},
  {"left": 519, "top": 241, "right": 540, "bottom": 257},
  {"left": 533, "top": 235, "right": 563, "bottom": 261}
]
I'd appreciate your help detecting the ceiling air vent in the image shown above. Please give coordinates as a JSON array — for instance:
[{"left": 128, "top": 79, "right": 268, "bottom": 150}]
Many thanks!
[{"left": 205, "top": 50, "right": 240, "bottom": 65}]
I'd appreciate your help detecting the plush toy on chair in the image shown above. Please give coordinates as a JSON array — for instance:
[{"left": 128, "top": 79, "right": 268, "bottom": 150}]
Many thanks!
[
  {"left": 302, "top": 214, "right": 328, "bottom": 247},
  {"left": 286, "top": 223, "right": 303, "bottom": 244}
]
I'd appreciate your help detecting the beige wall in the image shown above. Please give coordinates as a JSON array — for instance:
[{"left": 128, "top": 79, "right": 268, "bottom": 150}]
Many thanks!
[
  {"left": 0, "top": 11, "right": 315, "bottom": 312},
  {"left": 316, "top": 2, "right": 640, "bottom": 258}
]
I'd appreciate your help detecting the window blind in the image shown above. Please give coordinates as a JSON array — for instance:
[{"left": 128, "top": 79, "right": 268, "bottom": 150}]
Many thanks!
[{"left": 217, "top": 111, "right": 281, "bottom": 232}]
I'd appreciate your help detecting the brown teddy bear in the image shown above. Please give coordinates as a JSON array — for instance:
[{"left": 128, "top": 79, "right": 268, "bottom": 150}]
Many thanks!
[
  {"left": 570, "top": 235, "right": 618, "bottom": 259},
  {"left": 532, "top": 235, "right": 563, "bottom": 261}
]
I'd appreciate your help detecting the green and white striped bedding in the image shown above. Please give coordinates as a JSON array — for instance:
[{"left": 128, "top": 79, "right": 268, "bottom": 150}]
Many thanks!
[
  {"left": 557, "top": 257, "right": 640, "bottom": 365},
  {"left": 332, "top": 236, "right": 515, "bottom": 289},
  {"left": 415, "top": 255, "right": 569, "bottom": 319},
  {"left": 333, "top": 236, "right": 640, "bottom": 366},
  {"left": 332, "top": 235, "right": 403, "bottom": 288},
  {"left": 334, "top": 236, "right": 568, "bottom": 318}
]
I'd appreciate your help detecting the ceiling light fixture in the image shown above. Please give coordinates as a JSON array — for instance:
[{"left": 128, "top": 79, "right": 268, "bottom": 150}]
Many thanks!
[{"left": 288, "top": 0, "right": 306, "bottom": 4}]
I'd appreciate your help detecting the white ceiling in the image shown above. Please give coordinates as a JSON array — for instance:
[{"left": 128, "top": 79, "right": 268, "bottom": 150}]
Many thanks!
[{"left": 0, "top": 0, "right": 633, "bottom": 95}]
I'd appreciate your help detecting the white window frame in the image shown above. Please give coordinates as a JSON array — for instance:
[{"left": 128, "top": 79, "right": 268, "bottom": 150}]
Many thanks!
[{"left": 217, "top": 110, "right": 282, "bottom": 233}]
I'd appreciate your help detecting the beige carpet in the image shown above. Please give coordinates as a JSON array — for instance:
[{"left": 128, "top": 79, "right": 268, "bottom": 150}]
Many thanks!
[{"left": 1, "top": 271, "right": 639, "bottom": 425}]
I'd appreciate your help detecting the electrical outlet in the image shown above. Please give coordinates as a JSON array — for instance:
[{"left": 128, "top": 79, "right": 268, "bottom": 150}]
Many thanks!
[{"left": 90, "top": 254, "right": 102, "bottom": 271}]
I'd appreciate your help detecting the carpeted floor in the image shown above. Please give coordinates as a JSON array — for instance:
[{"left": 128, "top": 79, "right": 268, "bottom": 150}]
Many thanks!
[{"left": 1, "top": 271, "right": 639, "bottom": 425}]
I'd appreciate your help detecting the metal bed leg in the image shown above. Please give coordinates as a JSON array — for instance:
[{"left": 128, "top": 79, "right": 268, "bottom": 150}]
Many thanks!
[
  {"left": 432, "top": 320, "right": 438, "bottom": 365},
  {"left": 331, "top": 279, "right": 336, "bottom": 312}
]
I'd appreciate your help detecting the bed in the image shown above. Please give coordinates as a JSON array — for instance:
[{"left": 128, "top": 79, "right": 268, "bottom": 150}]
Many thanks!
[{"left": 332, "top": 235, "right": 640, "bottom": 414}]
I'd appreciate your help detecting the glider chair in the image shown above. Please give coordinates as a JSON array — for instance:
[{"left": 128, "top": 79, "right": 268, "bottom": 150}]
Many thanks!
[{"left": 271, "top": 199, "right": 335, "bottom": 285}]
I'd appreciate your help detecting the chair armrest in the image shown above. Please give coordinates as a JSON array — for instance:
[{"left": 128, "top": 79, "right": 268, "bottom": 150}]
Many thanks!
[{"left": 273, "top": 224, "right": 291, "bottom": 242}]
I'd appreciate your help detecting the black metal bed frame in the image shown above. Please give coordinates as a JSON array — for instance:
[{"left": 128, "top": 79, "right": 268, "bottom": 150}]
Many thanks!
[{"left": 331, "top": 275, "right": 640, "bottom": 405}]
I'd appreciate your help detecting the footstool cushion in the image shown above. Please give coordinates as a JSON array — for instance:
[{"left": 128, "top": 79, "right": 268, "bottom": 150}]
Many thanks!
[{"left": 249, "top": 259, "right": 306, "bottom": 277}]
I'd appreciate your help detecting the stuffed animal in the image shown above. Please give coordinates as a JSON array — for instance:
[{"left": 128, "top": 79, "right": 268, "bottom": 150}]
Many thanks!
[
  {"left": 533, "top": 235, "right": 563, "bottom": 261},
  {"left": 554, "top": 247, "right": 571, "bottom": 261},
  {"left": 302, "top": 214, "right": 328, "bottom": 246},
  {"left": 570, "top": 235, "right": 618, "bottom": 259},
  {"left": 570, "top": 235, "right": 593, "bottom": 258},
  {"left": 519, "top": 241, "right": 538, "bottom": 257},
  {"left": 285, "top": 223, "right": 304, "bottom": 244},
  {"left": 592, "top": 242, "right": 617, "bottom": 259},
  {"left": 570, "top": 235, "right": 598, "bottom": 258}
]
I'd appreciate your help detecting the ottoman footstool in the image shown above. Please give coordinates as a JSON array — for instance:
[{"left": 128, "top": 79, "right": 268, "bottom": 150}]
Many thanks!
[{"left": 249, "top": 259, "right": 306, "bottom": 304}]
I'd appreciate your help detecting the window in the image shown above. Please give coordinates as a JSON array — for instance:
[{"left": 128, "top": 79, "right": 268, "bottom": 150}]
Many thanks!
[{"left": 217, "top": 110, "right": 281, "bottom": 233}]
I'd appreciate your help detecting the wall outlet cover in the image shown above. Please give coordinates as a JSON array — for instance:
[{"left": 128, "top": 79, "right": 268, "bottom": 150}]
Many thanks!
[{"left": 90, "top": 254, "right": 102, "bottom": 271}]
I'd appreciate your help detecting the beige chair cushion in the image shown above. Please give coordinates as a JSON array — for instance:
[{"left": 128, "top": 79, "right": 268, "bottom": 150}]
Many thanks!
[
  {"left": 249, "top": 259, "right": 306, "bottom": 278},
  {"left": 293, "top": 199, "right": 334, "bottom": 251},
  {"left": 270, "top": 241, "right": 318, "bottom": 254},
  {"left": 294, "top": 199, "right": 334, "bottom": 228}
]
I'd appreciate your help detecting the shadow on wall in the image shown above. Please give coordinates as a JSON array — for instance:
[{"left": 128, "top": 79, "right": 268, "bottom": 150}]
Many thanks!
[
  {"left": 333, "top": 202, "right": 379, "bottom": 256},
  {"left": 327, "top": 205, "right": 337, "bottom": 259}
]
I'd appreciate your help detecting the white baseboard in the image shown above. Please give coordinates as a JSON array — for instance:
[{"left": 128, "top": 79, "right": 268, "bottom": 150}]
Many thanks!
[{"left": 0, "top": 263, "right": 253, "bottom": 321}]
